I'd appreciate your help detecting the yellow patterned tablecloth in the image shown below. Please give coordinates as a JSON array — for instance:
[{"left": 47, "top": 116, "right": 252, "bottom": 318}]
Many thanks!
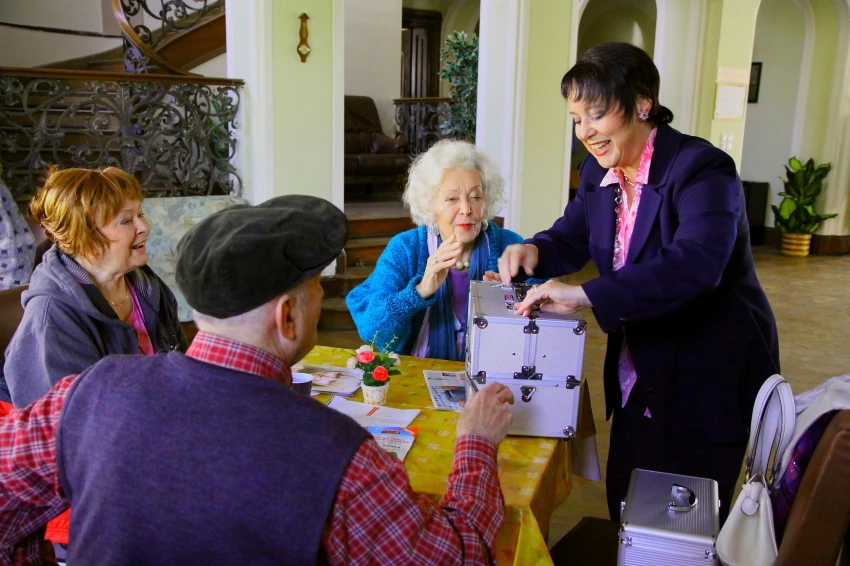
[{"left": 303, "top": 346, "right": 571, "bottom": 566}]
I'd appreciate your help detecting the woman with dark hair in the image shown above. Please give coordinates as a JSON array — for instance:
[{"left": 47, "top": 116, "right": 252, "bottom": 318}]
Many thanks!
[{"left": 498, "top": 42, "right": 779, "bottom": 521}]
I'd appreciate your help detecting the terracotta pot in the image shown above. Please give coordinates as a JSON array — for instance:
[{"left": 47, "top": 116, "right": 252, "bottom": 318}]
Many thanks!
[
  {"left": 781, "top": 233, "right": 812, "bottom": 257},
  {"left": 362, "top": 382, "right": 389, "bottom": 405}
]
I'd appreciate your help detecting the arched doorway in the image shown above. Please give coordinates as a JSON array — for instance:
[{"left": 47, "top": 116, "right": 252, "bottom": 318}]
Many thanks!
[{"left": 740, "top": 0, "right": 809, "bottom": 238}]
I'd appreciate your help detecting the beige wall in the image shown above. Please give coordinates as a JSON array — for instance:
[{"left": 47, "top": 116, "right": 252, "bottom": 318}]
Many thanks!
[
  {"left": 708, "top": 0, "right": 760, "bottom": 165},
  {"left": 695, "top": 0, "right": 723, "bottom": 140},
  {"left": 272, "top": 1, "right": 339, "bottom": 203}
]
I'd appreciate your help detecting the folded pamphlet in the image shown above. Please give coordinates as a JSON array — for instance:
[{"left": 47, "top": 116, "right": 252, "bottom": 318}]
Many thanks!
[
  {"left": 326, "top": 396, "right": 420, "bottom": 428},
  {"left": 366, "top": 426, "right": 417, "bottom": 461},
  {"left": 423, "top": 370, "right": 467, "bottom": 412}
]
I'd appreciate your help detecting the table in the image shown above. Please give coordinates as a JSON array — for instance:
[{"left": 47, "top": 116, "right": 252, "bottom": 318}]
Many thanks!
[{"left": 303, "top": 345, "right": 572, "bottom": 566}]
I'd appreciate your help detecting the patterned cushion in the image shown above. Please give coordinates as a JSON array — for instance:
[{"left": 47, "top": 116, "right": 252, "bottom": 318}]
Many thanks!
[{"left": 143, "top": 196, "right": 246, "bottom": 321}]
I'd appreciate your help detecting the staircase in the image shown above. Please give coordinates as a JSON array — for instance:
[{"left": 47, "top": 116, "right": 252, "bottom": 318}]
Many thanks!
[{"left": 319, "top": 206, "right": 415, "bottom": 337}]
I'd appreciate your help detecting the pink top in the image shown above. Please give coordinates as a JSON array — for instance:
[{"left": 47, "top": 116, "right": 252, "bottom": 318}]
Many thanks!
[
  {"left": 599, "top": 127, "right": 657, "bottom": 411},
  {"left": 127, "top": 286, "right": 155, "bottom": 356}
]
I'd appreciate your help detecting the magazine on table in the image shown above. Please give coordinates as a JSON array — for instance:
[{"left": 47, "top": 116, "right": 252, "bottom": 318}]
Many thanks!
[
  {"left": 366, "top": 426, "right": 418, "bottom": 461},
  {"left": 290, "top": 363, "right": 363, "bottom": 396},
  {"left": 423, "top": 370, "right": 467, "bottom": 412},
  {"left": 326, "top": 396, "right": 420, "bottom": 428}
]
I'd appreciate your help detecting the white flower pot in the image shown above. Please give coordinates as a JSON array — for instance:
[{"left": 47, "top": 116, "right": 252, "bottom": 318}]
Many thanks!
[{"left": 362, "top": 383, "right": 389, "bottom": 405}]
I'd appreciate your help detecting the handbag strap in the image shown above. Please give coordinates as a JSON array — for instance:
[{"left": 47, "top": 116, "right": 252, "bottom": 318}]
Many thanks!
[{"left": 745, "top": 374, "right": 796, "bottom": 486}]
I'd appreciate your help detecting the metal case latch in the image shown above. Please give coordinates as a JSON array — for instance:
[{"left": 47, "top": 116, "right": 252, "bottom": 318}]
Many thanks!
[
  {"left": 474, "top": 316, "right": 488, "bottom": 329},
  {"left": 573, "top": 320, "right": 587, "bottom": 335},
  {"left": 565, "top": 375, "right": 581, "bottom": 389},
  {"left": 513, "top": 366, "right": 542, "bottom": 380},
  {"left": 523, "top": 317, "right": 539, "bottom": 334},
  {"left": 520, "top": 386, "right": 536, "bottom": 402}
]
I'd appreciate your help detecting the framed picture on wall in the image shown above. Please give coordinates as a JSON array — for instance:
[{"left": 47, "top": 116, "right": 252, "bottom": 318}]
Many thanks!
[{"left": 748, "top": 62, "right": 763, "bottom": 103}]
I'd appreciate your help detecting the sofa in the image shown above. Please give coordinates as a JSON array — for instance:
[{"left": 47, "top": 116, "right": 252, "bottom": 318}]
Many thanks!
[{"left": 344, "top": 95, "right": 410, "bottom": 190}]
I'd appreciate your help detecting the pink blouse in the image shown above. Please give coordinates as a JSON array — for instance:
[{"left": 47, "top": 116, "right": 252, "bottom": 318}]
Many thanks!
[
  {"left": 599, "top": 127, "right": 657, "bottom": 412},
  {"left": 127, "top": 286, "right": 155, "bottom": 356}
]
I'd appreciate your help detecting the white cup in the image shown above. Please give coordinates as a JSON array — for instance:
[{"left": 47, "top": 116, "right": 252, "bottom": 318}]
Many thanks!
[{"left": 290, "top": 373, "right": 314, "bottom": 397}]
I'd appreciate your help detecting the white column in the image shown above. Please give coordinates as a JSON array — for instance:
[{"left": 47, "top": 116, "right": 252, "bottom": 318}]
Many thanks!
[
  {"left": 226, "top": 0, "right": 275, "bottom": 204},
  {"left": 475, "top": 0, "right": 528, "bottom": 231},
  {"left": 654, "top": 0, "right": 708, "bottom": 135}
]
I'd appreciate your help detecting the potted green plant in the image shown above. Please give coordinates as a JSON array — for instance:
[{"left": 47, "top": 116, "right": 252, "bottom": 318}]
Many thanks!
[
  {"left": 439, "top": 31, "right": 478, "bottom": 143},
  {"left": 771, "top": 157, "right": 836, "bottom": 256}
]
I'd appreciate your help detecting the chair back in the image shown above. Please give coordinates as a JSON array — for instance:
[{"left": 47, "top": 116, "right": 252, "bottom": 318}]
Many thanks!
[
  {"left": 776, "top": 410, "right": 850, "bottom": 565},
  {"left": 0, "top": 285, "right": 26, "bottom": 364}
]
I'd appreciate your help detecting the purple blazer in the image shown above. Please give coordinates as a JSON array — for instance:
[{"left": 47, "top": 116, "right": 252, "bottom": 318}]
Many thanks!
[{"left": 527, "top": 124, "right": 779, "bottom": 447}]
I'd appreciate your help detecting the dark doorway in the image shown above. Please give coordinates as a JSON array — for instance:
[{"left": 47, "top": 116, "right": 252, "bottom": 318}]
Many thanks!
[{"left": 401, "top": 8, "right": 442, "bottom": 98}]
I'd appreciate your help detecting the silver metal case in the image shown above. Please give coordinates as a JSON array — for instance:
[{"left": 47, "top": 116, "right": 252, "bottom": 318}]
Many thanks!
[
  {"left": 618, "top": 469, "right": 720, "bottom": 566},
  {"left": 465, "top": 280, "right": 587, "bottom": 438}
]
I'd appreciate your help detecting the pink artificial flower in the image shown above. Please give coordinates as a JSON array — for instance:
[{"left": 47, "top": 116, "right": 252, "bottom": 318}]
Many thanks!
[
  {"left": 356, "top": 350, "right": 376, "bottom": 364},
  {"left": 346, "top": 357, "right": 358, "bottom": 369},
  {"left": 372, "top": 366, "right": 389, "bottom": 382},
  {"left": 356, "top": 345, "right": 374, "bottom": 354}
]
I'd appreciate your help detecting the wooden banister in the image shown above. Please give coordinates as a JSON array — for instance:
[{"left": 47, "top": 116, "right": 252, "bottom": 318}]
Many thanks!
[
  {"left": 0, "top": 66, "right": 243, "bottom": 86},
  {"left": 111, "top": 0, "right": 190, "bottom": 75}
]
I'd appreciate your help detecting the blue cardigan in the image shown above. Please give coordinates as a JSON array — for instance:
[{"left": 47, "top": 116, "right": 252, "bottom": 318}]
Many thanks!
[{"left": 346, "top": 223, "right": 527, "bottom": 354}]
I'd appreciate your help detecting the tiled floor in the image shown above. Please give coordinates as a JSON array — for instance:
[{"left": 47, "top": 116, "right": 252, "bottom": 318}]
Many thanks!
[{"left": 316, "top": 246, "right": 850, "bottom": 547}]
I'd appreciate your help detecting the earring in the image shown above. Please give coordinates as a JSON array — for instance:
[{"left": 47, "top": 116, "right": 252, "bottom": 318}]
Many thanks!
[
  {"left": 482, "top": 218, "right": 489, "bottom": 231},
  {"left": 638, "top": 110, "right": 649, "bottom": 121},
  {"left": 429, "top": 224, "right": 440, "bottom": 236}
]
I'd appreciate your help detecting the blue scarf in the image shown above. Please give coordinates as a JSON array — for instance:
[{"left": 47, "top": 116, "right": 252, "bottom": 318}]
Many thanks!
[{"left": 427, "top": 233, "right": 489, "bottom": 361}]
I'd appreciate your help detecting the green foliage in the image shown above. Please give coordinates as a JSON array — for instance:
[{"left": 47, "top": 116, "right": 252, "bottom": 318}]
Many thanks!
[
  {"left": 439, "top": 31, "right": 478, "bottom": 142},
  {"left": 771, "top": 157, "right": 836, "bottom": 234}
]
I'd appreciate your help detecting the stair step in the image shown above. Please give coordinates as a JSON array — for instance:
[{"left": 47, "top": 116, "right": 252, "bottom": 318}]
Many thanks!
[
  {"left": 319, "top": 297, "right": 355, "bottom": 331},
  {"left": 344, "top": 236, "right": 391, "bottom": 267},
  {"left": 321, "top": 264, "right": 373, "bottom": 298},
  {"left": 347, "top": 215, "right": 414, "bottom": 238}
]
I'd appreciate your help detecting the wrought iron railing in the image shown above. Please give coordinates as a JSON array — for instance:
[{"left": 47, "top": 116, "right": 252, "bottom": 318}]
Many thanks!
[
  {"left": 394, "top": 97, "right": 450, "bottom": 155},
  {"left": 112, "top": 0, "right": 224, "bottom": 74},
  {"left": 0, "top": 67, "right": 243, "bottom": 202}
]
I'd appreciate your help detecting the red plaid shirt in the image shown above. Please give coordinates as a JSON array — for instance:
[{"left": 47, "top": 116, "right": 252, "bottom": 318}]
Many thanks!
[{"left": 1, "top": 332, "right": 504, "bottom": 565}]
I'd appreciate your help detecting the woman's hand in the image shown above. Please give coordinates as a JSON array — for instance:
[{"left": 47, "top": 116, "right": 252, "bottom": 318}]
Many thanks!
[
  {"left": 513, "top": 281, "right": 592, "bottom": 317},
  {"left": 497, "top": 244, "right": 539, "bottom": 284},
  {"left": 416, "top": 234, "right": 463, "bottom": 299}
]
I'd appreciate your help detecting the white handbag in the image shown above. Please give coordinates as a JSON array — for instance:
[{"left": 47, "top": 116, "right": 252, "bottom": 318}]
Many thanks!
[{"left": 716, "top": 374, "right": 795, "bottom": 566}]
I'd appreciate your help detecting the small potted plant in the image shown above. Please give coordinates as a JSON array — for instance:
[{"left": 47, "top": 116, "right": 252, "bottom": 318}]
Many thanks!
[
  {"left": 347, "top": 334, "right": 401, "bottom": 405},
  {"left": 771, "top": 157, "right": 836, "bottom": 256}
]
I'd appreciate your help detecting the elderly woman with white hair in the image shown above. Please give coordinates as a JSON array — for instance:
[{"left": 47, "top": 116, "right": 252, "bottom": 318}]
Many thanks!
[{"left": 346, "top": 139, "right": 537, "bottom": 361}]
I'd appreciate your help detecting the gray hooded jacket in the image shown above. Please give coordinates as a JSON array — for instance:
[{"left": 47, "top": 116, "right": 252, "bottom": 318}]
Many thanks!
[{"left": 2, "top": 246, "right": 187, "bottom": 407}]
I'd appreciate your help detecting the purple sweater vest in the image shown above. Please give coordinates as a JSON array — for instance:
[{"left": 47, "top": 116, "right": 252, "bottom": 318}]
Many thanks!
[{"left": 57, "top": 352, "right": 368, "bottom": 565}]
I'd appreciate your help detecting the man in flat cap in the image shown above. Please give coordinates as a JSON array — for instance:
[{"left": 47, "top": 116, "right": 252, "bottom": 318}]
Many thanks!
[{"left": 0, "top": 195, "right": 515, "bottom": 565}]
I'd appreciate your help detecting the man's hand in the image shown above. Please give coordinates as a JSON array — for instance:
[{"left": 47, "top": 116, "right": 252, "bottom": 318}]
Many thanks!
[
  {"left": 457, "top": 382, "right": 514, "bottom": 445},
  {"left": 496, "top": 244, "right": 539, "bottom": 284}
]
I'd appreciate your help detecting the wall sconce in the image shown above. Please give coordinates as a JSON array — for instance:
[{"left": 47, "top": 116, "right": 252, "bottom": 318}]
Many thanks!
[{"left": 297, "top": 13, "right": 311, "bottom": 62}]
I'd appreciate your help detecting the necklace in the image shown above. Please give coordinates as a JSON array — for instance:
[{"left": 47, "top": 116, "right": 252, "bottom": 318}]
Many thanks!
[
  {"left": 106, "top": 280, "right": 131, "bottom": 308},
  {"left": 613, "top": 185, "right": 624, "bottom": 256},
  {"left": 454, "top": 259, "right": 470, "bottom": 270},
  {"left": 622, "top": 173, "right": 635, "bottom": 186}
]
